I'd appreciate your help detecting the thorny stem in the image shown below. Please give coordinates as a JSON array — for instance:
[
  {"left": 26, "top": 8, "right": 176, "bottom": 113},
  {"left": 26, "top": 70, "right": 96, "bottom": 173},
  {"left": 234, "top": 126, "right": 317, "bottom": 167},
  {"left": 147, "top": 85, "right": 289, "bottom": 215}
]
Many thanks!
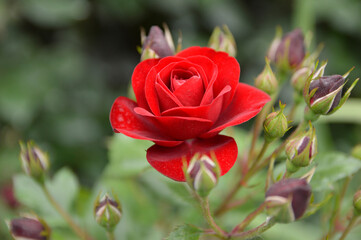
[
  {"left": 41, "top": 184, "right": 93, "bottom": 240},
  {"left": 339, "top": 215, "right": 359, "bottom": 240},
  {"left": 231, "top": 217, "right": 276, "bottom": 239},
  {"left": 249, "top": 140, "right": 271, "bottom": 171},
  {"left": 196, "top": 194, "right": 227, "bottom": 239},
  {"left": 231, "top": 202, "right": 266, "bottom": 234}
]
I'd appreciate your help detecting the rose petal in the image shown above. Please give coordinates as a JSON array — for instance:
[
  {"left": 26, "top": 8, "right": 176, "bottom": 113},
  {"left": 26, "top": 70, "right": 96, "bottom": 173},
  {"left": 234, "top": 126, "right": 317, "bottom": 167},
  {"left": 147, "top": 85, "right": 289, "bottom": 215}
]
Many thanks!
[
  {"left": 155, "top": 80, "right": 183, "bottom": 112},
  {"left": 110, "top": 96, "right": 182, "bottom": 147},
  {"left": 161, "top": 85, "right": 231, "bottom": 123},
  {"left": 173, "top": 74, "right": 204, "bottom": 106},
  {"left": 144, "top": 57, "right": 185, "bottom": 115},
  {"left": 201, "top": 83, "right": 271, "bottom": 138},
  {"left": 134, "top": 107, "right": 213, "bottom": 140},
  {"left": 177, "top": 46, "right": 240, "bottom": 107},
  {"left": 147, "top": 135, "right": 238, "bottom": 181},
  {"left": 132, "top": 59, "right": 160, "bottom": 111}
]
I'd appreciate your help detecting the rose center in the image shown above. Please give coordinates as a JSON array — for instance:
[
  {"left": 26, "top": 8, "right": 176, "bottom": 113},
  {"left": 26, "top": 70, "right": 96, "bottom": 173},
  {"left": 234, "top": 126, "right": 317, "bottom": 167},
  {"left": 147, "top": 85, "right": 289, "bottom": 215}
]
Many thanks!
[{"left": 171, "top": 69, "right": 197, "bottom": 91}]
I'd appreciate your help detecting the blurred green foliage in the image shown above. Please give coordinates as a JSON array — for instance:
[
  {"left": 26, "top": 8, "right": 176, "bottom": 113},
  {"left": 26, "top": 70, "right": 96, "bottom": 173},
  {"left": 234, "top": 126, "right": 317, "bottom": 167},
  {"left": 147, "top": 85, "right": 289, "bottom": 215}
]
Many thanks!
[{"left": 1, "top": 0, "right": 361, "bottom": 239}]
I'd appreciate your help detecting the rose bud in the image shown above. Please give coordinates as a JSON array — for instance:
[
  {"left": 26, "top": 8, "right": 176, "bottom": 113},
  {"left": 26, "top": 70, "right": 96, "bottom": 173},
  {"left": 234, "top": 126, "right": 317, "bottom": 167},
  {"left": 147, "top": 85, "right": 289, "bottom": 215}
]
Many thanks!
[
  {"left": 19, "top": 141, "right": 49, "bottom": 184},
  {"left": 285, "top": 125, "right": 317, "bottom": 170},
  {"left": 141, "top": 25, "right": 175, "bottom": 61},
  {"left": 1, "top": 182, "right": 20, "bottom": 209},
  {"left": 94, "top": 193, "right": 122, "bottom": 232},
  {"left": 263, "top": 102, "right": 288, "bottom": 141},
  {"left": 304, "top": 67, "right": 358, "bottom": 115},
  {"left": 353, "top": 190, "right": 361, "bottom": 215},
  {"left": 265, "top": 178, "right": 312, "bottom": 223},
  {"left": 184, "top": 154, "right": 220, "bottom": 197},
  {"left": 291, "top": 67, "right": 312, "bottom": 93},
  {"left": 7, "top": 216, "right": 50, "bottom": 240},
  {"left": 273, "top": 29, "right": 305, "bottom": 69},
  {"left": 255, "top": 58, "right": 278, "bottom": 95},
  {"left": 208, "top": 25, "right": 237, "bottom": 57}
]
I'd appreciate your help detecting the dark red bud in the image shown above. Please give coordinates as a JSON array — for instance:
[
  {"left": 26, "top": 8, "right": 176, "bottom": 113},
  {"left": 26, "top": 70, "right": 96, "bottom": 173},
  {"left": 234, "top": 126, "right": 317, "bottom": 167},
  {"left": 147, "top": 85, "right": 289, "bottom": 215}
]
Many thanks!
[
  {"left": 143, "top": 26, "right": 174, "bottom": 58},
  {"left": 309, "top": 75, "right": 345, "bottom": 113},
  {"left": 1, "top": 182, "right": 20, "bottom": 209},
  {"left": 275, "top": 29, "right": 305, "bottom": 68},
  {"left": 266, "top": 178, "right": 311, "bottom": 219},
  {"left": 10, "top": 218, "right": 48, "bottom": 240}
]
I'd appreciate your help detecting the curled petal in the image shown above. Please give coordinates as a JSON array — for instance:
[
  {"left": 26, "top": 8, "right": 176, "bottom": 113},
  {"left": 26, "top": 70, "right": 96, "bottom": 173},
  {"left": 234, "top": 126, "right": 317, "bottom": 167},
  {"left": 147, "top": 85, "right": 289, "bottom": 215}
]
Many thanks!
[
  {"left": 110, "top": 96, "right": 182, "bottom": 147},
  {"left": 147, "top": 135, "right": 238, "bottom": 181},
  {"left": 202, "top": 83, "right": 271, "bottom": 138}
]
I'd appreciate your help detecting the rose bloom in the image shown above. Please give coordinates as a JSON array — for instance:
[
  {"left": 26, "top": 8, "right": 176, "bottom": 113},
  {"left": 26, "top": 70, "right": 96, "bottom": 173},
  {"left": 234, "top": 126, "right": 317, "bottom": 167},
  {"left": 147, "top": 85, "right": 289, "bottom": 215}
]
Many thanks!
[{"left": 110, "top": 47, "right": 270, "bottom": 181}]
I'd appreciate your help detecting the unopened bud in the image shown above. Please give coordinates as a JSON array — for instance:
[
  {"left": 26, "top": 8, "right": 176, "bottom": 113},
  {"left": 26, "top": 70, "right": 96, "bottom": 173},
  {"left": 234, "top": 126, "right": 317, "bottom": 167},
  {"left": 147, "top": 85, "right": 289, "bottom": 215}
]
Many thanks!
[
  {"left": 353, "top": 190, "right": 361, "bottom": 215},
  {"left": 272, "top": 29, "right": 305, "bottom": 69},
  {"left": 185, "top": 154, "right": 220, "bottom": 197},
  {"left": 94, "top": 193, "right": 122, "bottom": 232},
  {"left": 291, "top": 67, "right": 312, "bottom": 93},
  {"left": 208, "top": 25, "right": 237, "bottom": 57},
  {"left": 7, "top": 215, "right": 50, "bottom": 240},
  {"left": 255, "top": 58, "right": 278, "bottom": 94},
  {"left": 265, "top": 178, "right": 311, "bottom": 223},
  {"left": 263, "top": 103, "right": 288, "bottom": 141},
  {"left": 286, "top": 125, "right": 317, "bottom": 168},
  {"left": 19, "top": 141, "right": 49, "bottom": 183},
  {"left": 141, "top": 25, "right": 175, "bottom": 61},
  {"left": 304, "top": 67, "right": 358, "bottom": 115},
  {"left": 1, "top": 182, "right": 20, "bottom": 209}
]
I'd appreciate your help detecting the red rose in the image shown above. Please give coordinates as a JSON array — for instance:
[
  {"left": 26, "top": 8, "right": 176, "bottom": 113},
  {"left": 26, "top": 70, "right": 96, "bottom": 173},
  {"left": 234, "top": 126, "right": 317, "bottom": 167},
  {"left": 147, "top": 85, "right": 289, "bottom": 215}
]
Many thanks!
[{"left": 110, "top": 46, "right": 270, "bottom": 181}]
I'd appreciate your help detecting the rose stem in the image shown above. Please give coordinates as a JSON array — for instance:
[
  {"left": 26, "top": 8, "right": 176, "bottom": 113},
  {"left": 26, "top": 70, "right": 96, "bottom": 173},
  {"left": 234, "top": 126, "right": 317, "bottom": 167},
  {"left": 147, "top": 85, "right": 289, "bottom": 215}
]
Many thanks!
[
  {"left": 231, "top": 217, "right": 276, "bottom": 239},
  {"left": 106, "top": 231, "right": 116, "bottom": 240},
  {"left": 327, "top": 176, "right": 351, "bottom": 238},
  {"left": 214, "top": 121, "right": 307, "bottom": 217},
  {"left": 339, "top": 215, "right": 359, "bottom": 240},
  {"left": 230, "top": 202, "right": 266, "bottom": 234},
  {"left": 196, "top": 194, "right": 227, "bottom": 239},
  {"left": 249, "top": 140, "right": 271, "bottom": 171},
  {"left": 41, "top": 184, "right": 94, "bottom": 240}
]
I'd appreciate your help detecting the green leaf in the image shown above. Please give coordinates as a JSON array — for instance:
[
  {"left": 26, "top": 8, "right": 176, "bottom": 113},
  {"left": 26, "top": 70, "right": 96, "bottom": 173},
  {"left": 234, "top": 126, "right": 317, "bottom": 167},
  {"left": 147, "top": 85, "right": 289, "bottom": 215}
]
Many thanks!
[
  {"left": 310, "top": 152, "right": 361, "bottom": 191},
  {"left": 166, "top": 224, "right": 202, "bottom": 240},
  {"left": 104, "top": 134, "right": 152, "bottom": 179},
  {"left": 13, "top": 168, "right": 79, "bottom": 224}
]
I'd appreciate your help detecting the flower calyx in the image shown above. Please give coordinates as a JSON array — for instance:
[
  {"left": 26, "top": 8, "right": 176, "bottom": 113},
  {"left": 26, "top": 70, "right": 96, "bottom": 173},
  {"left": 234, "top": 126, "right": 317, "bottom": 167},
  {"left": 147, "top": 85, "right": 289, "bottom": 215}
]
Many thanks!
[
  {"left": 184, "top": 153, "right": 220, "bottom": 198},
  {"left": 255, "top": 57, "right": 278, "bottom": 95},
  {"left": 285, "top": 123, "right": 317, "bottom": 171},
  {"left": 263, "top": 102, "right": 289, "bottom": 142},
  {"left": 208, "top": 25, "right": 237, "bottom": 57},
  {"left": 94, "top": 193, "right": 122, "bottom": 232},
  {"left": 265, "top": 178, "right": 312, "bottom": 223},
  {"left": 19, "top": 141, "right": 49, "bottom": 184}
]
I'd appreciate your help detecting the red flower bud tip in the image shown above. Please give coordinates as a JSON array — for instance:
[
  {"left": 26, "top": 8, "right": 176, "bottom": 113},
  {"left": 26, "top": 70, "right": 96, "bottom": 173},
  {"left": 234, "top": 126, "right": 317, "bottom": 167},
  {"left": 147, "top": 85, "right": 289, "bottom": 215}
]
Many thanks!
[
  {"left": 354, "top": 190, "right": 361, "bottom": 215},
  {"left": 273, "top": 29, "right": 306, "bottom": 69},
  {"left": 94, "top": 193, "right": 122, "bottom": 232},
  {"left": 208, "top": 25, "right": 237, "bottom": 57},
  {"left": 184, "top": 153, "right": 220, "bottom": 197},
  {"left": 19, "top": 141, "right": 49, "bottom": 183},
  {"left": 286, "top": 124, "right": 317, "bottom": 169},
  {"left": 265, "top": 178, "right": 312, "bottom": 223},
  {"left": 1, "top": 182, "right": 20, "bottom": 209},
  {"left": 255, "top": 57, "right": 278, "bottom": 95},
  {"left": 141, "top": 25, "right": 175, "bottom": 60},
  {"left": 263, "top": 102, "right": 288, "bottom": 141},
  {"left": 7, "top": 216, "right": 50, "bottom": 240}
]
